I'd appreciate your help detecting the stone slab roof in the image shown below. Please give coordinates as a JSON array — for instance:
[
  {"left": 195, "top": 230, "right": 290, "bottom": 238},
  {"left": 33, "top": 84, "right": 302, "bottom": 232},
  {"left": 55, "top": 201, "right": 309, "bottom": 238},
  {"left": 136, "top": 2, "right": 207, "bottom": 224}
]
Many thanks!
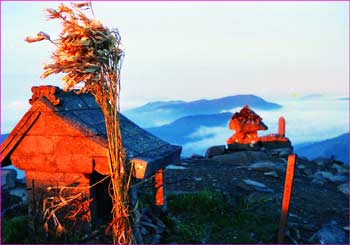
[{"left": 1, "top": 86, "right": 181, "bottom": 177}]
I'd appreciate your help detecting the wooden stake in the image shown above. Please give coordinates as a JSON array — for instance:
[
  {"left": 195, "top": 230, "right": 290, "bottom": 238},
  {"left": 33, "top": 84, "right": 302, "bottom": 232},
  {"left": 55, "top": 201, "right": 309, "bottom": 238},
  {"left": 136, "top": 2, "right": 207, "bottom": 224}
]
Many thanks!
[
  {"left": 278, "top": 116, "right": 286, "bottom": 137},
  {"left": 278, "top": 154, "right": 296, "bottom": 244},
  {"left": 154, "top": 168, "right": 166, "bottom": 208}
]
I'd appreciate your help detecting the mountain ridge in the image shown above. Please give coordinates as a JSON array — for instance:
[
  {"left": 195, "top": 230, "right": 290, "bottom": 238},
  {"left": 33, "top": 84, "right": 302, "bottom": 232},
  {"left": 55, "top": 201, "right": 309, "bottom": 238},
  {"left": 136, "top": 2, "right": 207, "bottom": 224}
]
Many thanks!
[
  {"left": 295, "top": 133, "right": 349, "bottom": 164},
  {"left": 125, "top": 94, "right": 282, "bottom": 128}
]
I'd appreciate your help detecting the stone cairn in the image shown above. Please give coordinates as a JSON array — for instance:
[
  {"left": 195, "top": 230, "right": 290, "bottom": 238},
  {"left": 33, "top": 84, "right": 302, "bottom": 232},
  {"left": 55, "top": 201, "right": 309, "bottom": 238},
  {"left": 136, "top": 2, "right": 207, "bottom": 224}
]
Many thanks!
[
  {"left": 226, "top": 105, "right": 268, "bottom": 145},
  {"left": 205, "top": 105, "right": 292, "bottom": 159},
  {"left": 227, "top": 105, "right": 290, "bottom": 145}
]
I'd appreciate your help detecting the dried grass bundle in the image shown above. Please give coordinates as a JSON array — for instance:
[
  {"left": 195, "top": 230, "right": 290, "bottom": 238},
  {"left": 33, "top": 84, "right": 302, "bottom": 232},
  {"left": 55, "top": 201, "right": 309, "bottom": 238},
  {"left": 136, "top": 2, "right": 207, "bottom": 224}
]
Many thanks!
[{"left": 25, "top": 2, "right": 134, "bottom": 244}]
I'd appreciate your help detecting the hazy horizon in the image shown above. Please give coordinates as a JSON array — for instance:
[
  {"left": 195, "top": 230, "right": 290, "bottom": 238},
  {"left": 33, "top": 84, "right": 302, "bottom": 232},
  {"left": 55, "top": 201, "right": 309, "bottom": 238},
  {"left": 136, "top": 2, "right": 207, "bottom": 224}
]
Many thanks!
[{"left": 1, "top": 1, "right": 349, "bottom": 133}]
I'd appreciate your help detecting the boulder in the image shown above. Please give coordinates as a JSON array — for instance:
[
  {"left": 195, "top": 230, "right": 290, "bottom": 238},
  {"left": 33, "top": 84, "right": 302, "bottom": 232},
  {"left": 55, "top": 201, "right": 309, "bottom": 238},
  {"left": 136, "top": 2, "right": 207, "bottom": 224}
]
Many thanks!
[
  {"left": 309, "top": 223, "right": 347, "bottom": 244},
  {"left": 205, "top": 145, "right": 226, "bottom": 158}
]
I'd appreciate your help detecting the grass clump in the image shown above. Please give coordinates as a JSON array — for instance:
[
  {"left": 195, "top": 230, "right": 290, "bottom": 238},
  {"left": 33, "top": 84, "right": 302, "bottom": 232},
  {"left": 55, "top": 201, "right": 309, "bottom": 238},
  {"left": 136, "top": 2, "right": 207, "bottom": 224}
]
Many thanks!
[
  {"left": 2, "top": 216, "right": 33, "bottom": 243},
  {"left": 162, "top": 190, "right": 279, "bottom": 244}
]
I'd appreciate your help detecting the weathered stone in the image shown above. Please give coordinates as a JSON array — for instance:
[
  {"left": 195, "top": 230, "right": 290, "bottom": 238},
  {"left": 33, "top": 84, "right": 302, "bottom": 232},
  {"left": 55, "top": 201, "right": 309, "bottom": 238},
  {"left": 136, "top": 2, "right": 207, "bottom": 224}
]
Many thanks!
[
  {"left": 314, "top": 158, "right": 332, "bottom": 167},
  {"left": 271, "top": 147, "right": 293, "bottom": 157},
  {"left": 264, "top": 171, "right": 279, "bottom": 178},
  {"left": 141, "top": 221, "right": 158, "bottom": 231},
  {"left": 166, "top": 165, "right": 187, "bottom": 170},
  {"left": 238, "top": 179, "right": 274, "bottom": 193},
  {"left": 331, "top": 163, "right": 349, "bottom": 175},
  {"left": 212, "top": 151, "right": 270, "bottom": 164},
  {"left": 309, "top": 223, "right": 347, "bottom": 244},
  {"left": 260, "top": 140, "right": 292, "bottom": 150},
  {"left": 337, "top": 183, "right": 349, "bottom": 195},
  {"left": 313, "top": 171, "right": 348, "bottom": 183},
  {"left": 205, "top": 145, "right": 226, "bottom": 158},
  {"left": 247, "top": 161, "right": 284, "bottom": 172},
  {"left": 227, "top": 143, "right": 260, "bottom": 152},
  {"left": 301, "top": 168, "right": 313, "bottom": 176}
]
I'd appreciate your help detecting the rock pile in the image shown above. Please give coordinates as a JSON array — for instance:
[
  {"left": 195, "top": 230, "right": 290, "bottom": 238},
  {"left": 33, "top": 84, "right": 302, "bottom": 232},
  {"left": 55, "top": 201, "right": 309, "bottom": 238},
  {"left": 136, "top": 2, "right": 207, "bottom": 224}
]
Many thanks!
[{"left": 165, "top": 141, "right": 349, "bottom": 243}]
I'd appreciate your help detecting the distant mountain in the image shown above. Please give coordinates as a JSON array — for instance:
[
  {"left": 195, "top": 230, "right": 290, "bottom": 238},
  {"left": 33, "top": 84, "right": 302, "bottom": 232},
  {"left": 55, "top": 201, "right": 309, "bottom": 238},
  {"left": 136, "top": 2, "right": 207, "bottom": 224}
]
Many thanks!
[
  {"left": 299, "top": 94, "right": 324, "bottom": 100},
  {"left": 295, "top": 133, "right": 349, "bottom": 164},
  {"left": 125, "top": 95, "right": 281, "bottom": 127},
  {"left": 146, "top": 113, "right": 231, "bottom": 145}
]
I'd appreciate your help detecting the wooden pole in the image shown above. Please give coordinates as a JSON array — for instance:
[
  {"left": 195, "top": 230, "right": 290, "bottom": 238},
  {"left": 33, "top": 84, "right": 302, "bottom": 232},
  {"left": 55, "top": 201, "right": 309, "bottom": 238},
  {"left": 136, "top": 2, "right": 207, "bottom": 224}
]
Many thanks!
[
  {"left": 278, "top": 154, "right": 296, "bottom": 244},
  {"left": 278, "top": 117, "right": 286, "bottom": 137},
  {"left": 154, "top": 168, "right": 166, "bottom": 210}
]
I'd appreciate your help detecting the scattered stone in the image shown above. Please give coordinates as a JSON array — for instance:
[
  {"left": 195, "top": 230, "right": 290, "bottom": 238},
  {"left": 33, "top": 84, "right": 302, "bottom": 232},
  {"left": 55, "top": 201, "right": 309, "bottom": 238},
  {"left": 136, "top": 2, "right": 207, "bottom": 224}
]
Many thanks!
[
  {"left": 271, "top": 147, "right": 293, "bottom": 157},
  {"left": 212, "top": 151, "right": 270, "bottom": 164},
  {"left": 179, "top": 162, "right": 189, "bottom": 166},
  {"left": 227, "top": 143, "right": 260, "bottom": 152},
  {"left": 331, "top": 163, "right": 349, "bottom": 175},
  {"left": 313, "top": 171, "right": 348, "bottom": 183},
  {"left": 155, "top": 218, "right": 166, "bottom": 230},
  {"left": 247, "top": 161, "right": 283, "bottom": 172},
  {"left": 297, "top": 164, "right": 306, "bottom": 169},
  {"left": 314, "top": 158, "right": 332, "bottom": 167},
  {"left": 193, "top": 177, "right": 202, "bottom": 181},
  {"left": 337, "top": 183, "right": 349, "bottom": 195},
  {"left": 141, "top": 221, "right": 158, "bottom": 231},
  {"left": 166, "top": 165, "right": 187, "bottom": 170},
  {"left": 205, "top": 145, "right": 226, "bottom": 158},
  {"left": 264, "top": 171, "right": 279, "bottom": 178},
  {"left": 311, "top": 172, "right": 327, "bottom": 186},
  {"left": 309, "top": 223, "right": 347, "bottom": 244},
  {"left": 140, "top": 226, "right": 149, "bottom": 235},
  {"left": 286, "top": 226, "right": 301, "bottom": 244},
  {"left": 260, "top": 140, "right": 292, "bottom": 150},
  {"left": 238, "top": 179, "right": 274, "bottom": 193},
  {"left": 304, "top": 169, "right": 314, "bottom": 177}
]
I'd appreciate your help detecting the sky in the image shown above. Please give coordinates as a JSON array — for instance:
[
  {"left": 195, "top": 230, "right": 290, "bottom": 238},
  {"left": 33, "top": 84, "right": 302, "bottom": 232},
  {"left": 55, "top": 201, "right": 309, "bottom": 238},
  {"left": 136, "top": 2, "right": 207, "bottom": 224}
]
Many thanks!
[{"left": 1, "top": 1, "right": 349, "bottom": 133}]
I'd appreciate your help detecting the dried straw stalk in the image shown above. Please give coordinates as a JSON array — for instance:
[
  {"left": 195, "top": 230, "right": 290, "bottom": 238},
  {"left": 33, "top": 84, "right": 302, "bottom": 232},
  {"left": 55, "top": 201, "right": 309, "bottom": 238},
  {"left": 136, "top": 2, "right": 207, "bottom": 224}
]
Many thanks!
[{"left": 25, "top": 3, "right": 134, "bottom": 244}]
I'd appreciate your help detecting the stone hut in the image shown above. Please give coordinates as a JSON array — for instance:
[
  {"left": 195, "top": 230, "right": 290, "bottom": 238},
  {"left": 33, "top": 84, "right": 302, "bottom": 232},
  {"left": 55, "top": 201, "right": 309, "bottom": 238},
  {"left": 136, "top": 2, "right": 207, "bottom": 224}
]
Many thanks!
[{"left": 1, "top": 85, "right": 181, "bottom": 225}]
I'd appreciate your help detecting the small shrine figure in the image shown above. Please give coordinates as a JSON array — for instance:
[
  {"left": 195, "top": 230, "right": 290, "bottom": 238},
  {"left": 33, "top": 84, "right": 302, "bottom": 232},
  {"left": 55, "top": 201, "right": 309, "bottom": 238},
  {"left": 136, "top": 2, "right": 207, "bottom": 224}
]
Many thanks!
[{"left": 227, "top": 105, "right": 268, "bottom": 144}]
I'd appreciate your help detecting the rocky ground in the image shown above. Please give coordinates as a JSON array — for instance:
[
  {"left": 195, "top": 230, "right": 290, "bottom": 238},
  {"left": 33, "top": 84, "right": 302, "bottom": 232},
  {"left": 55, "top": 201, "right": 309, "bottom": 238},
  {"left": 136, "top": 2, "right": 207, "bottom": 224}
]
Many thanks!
[
  {"left": 164, "top": 145, "right": 349, "bottom": 244},
  {"left": 2, "top": 143, "right": 349, "bottom": 244}
]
